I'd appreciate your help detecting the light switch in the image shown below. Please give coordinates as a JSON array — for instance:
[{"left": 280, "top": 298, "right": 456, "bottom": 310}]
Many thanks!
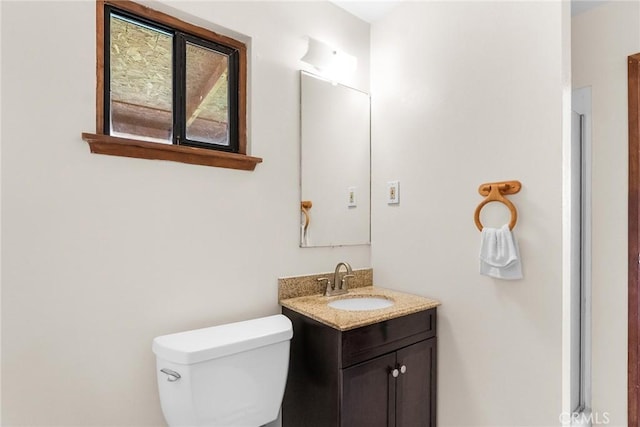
[
  {"left": 387, "top": 181, "right": 399, "bottom": 204},
  {"left": 348, "top": 187, "right": 357, "bottom": 207}
]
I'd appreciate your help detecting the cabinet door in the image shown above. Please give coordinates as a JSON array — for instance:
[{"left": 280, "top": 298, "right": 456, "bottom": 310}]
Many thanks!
[
  {"left": 341, "top": 352, "right": 397, "bottom": 427},
  {"left": 396, "top": 338, "right": 436, "bottom": 427}
]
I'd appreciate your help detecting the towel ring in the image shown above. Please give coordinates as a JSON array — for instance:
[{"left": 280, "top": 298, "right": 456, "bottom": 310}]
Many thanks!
[{"left": 474, "top": 181, "right": 521, "bottom": 231}]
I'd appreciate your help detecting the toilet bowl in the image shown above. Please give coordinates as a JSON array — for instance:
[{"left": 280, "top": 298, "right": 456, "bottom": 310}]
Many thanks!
[{"left": 152, "top": 314, "right": 293, "bottom": 427}]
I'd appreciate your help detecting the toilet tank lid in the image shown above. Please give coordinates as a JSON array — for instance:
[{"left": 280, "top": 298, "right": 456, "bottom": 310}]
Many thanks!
[{"left": 152, "top": 314, "right": 293, "bottom": 365}]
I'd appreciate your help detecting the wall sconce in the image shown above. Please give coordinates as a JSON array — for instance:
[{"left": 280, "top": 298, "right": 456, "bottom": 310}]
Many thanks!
[{"left": 301, "top": 37, "right": 357, "bottom": 82}]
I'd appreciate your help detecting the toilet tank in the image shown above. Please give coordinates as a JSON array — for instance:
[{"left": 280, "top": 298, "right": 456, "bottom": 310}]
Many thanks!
[{"left": 152, "top": 314, "right": 293, "bottom": 427}]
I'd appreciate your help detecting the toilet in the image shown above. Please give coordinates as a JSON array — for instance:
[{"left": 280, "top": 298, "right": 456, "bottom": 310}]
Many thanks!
[{"left": 152, "top": 314, "right": 293, "bottom": 427}]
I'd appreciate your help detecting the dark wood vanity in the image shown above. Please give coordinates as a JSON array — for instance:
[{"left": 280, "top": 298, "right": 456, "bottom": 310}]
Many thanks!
[{"left": 281, "top": 307, "right": 437, "bottom": 427}]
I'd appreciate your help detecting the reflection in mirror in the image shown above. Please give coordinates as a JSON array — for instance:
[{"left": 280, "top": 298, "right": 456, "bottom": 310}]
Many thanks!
[{"left": 300, "top": 71, "right": 370, "bottom": 247}]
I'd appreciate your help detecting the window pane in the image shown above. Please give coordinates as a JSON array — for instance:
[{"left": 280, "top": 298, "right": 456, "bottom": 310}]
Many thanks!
[
  {"left": 185, "top": 42, "right": 230, "bottom": 146},
  {"left": 109, "top": 13, "right": 173, "bottom": 143}
]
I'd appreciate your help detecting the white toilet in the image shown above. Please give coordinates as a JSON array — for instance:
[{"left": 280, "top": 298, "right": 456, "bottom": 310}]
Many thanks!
[{"left": 152, "top": 314, "right": 293, "bottom": 427}]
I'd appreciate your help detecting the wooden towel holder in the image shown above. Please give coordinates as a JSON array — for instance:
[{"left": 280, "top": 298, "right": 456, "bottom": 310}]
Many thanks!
[{"left": 474, "top": 180, "right": 522, "bottom": 231}]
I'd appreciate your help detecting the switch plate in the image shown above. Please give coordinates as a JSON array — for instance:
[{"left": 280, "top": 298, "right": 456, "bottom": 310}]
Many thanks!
[
  {"left": 387, "top": 181, "right": 399, "bottom": 204},
  {"left": 348, "top": 186, "right": 357, "bottom": 207}
]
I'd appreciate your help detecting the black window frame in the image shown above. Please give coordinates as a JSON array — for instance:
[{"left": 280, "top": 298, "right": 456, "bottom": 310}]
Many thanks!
[{"left": 104, "top": 5, "right": 241, "bottom": 153}]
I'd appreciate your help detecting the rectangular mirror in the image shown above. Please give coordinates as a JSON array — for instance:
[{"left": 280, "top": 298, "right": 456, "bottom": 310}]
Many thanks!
[{"left": 300, "top": 71, "right": 371, "bottom": 247}]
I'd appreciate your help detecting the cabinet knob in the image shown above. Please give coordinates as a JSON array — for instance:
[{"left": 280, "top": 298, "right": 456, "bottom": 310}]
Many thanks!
[
  {"left": 391, "top": 368, "right": 399, "bottom": 378},
  {"left": 400, "top": 365, "right": 407, "bottom": 374}
]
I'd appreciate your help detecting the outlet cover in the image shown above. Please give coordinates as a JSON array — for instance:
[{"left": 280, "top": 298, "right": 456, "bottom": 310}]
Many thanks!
[{"left": 387, "top": 181, "right": 399, "bottom": 204}]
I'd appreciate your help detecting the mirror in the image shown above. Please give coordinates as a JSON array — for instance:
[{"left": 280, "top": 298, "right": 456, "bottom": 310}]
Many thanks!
[{"left": 300, "top": 71, "right": 371, "bottom": 247}]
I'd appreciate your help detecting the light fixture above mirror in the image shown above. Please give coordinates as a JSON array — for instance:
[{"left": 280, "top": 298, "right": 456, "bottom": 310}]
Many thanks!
[{"left": 300, "top": 37, "right": 357, "bottom": 83}]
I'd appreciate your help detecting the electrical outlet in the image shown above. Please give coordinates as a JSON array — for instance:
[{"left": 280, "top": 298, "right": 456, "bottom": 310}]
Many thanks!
[{"left": 387, "top": 181, "right": 399, "bottom": 204}]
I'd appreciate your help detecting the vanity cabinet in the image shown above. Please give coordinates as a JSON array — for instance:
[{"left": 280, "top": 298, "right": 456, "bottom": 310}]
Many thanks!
[{"left": 282, "top": 307, "right": 437, "bottom": 427}]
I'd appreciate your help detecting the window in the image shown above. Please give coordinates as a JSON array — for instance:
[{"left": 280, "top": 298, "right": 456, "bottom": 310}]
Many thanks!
[{"left": 82, "top": 0, "right": 261, "bottom": 171}]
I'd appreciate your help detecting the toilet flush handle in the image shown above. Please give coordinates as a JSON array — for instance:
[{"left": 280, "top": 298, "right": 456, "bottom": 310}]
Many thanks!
[{"left": 160, "top": 368, "right": 181, "bottom": 382}]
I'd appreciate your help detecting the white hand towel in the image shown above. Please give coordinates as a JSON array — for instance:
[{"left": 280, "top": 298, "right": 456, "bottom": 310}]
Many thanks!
[{"left": 479, "top": 224, "right": 523, "bottom": 280}]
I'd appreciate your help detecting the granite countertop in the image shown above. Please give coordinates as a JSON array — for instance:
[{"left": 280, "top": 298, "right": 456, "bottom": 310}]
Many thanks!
[{"left": 279, "top": 285, "right": 440, "bottom": 331}]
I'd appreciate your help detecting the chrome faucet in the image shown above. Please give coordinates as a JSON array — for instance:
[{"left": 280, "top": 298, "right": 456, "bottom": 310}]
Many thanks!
[{"left": 319, "top": 262, "right": 355, "bottom": 297}]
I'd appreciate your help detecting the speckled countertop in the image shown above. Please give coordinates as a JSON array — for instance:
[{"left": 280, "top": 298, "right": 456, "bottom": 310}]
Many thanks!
[{"left": 279, "top": 285, "right": 440, "bottom": 331}]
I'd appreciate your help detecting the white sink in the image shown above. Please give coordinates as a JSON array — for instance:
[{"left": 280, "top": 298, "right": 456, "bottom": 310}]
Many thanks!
[{"left": 328, "top": 296, "right": 394, "bottom": 311}]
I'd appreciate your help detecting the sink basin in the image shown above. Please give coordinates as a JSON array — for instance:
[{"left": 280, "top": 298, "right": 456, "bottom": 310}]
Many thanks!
[{"left": 328, "top": 296, "right": 394, "bottom": 311}]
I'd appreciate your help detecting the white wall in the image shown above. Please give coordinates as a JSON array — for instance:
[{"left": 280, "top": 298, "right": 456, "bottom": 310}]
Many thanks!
[
  {"left": 0, "top": 1, "right": 370, "bottom": 424},
  {"left": 371, "top": 2, "right": 566, "bottom": 425},
  {"left": 572, "top": 2, "right": 640, "bottom": 425}
]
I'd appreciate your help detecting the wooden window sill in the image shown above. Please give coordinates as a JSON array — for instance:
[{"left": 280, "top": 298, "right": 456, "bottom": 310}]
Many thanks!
[{"left": 81, "top": 133, "right": 262, "bottom": 171}]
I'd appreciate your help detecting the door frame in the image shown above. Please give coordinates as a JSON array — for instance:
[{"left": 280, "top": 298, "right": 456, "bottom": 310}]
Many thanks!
[{"left": 629, "top": 52, "right": 640, "bottom": 427}]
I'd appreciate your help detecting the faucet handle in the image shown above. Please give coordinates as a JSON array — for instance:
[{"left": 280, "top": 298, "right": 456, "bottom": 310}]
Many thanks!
[
  {"left": 318, "top": 277, "right": 332, "bottom": 295},
  {"left": 341, "top": 274, "right": 355, "bottom": 290}
]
